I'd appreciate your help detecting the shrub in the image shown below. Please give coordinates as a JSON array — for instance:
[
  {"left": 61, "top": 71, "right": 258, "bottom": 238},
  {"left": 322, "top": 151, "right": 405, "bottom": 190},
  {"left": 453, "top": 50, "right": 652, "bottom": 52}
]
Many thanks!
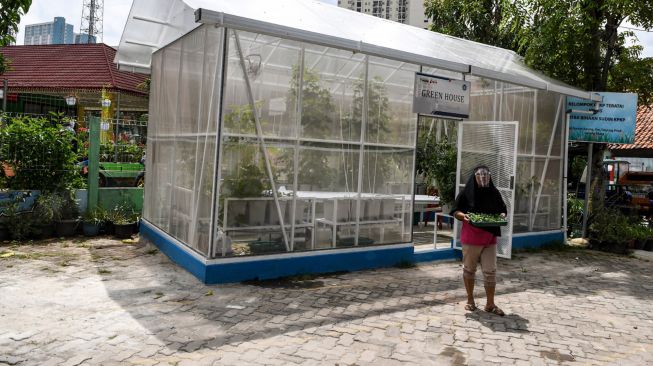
[
  {"left": 0, "top": 116, "right": 82, "bottom": 191},
  {"left": 51, "top": 190, "right": 79, "bottom": 221},
  {"left": 589, "top": 207, "right": 641, "bottom": 254}
]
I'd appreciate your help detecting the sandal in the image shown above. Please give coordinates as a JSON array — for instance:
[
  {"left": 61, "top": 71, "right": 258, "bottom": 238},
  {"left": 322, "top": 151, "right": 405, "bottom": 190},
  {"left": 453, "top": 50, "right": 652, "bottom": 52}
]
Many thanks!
[
  {"left": 484, "top": 305, "right": 505, "bottom": 316},
  {"left": 465, "top": 303, "right": 478, "bottom": 311}
]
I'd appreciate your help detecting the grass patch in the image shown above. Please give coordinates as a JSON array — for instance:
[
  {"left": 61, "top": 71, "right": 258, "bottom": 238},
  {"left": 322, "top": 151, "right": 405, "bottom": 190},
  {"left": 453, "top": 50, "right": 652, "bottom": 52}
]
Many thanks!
[
  {"left": 6, "top": 252, "right": 49, "bottom": 260},
  {"left": 145, "top": 249, "right": 158, "bottom": 255},
  {"left": 98, "top": 268, "right": 112, "bottom": 275}
]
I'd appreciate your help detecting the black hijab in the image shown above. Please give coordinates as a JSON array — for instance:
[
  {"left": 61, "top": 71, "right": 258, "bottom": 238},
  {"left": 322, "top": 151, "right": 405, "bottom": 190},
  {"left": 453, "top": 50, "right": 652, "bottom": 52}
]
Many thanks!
[{"left": 449, "top": 165, "right": 507, "bottom": 236}]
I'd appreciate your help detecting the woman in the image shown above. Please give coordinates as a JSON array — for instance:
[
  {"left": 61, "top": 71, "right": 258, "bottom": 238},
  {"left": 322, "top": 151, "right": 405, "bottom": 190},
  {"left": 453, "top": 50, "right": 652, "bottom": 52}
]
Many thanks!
[{"left": 450, "top": 165, "right": 507, "bottom": 316}]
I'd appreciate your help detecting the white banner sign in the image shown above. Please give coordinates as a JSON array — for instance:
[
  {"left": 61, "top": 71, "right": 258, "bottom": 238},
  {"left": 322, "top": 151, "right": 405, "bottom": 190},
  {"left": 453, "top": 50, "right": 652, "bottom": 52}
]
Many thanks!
[{"left": 412, "top": 72, "right": 470, "bottom": 118}]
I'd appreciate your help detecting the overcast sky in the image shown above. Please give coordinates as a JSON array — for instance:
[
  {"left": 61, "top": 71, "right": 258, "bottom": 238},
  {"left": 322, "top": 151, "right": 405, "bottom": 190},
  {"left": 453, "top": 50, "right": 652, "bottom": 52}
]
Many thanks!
[{"left": 16, "top": 0, "right": 653, "bottom": 58}]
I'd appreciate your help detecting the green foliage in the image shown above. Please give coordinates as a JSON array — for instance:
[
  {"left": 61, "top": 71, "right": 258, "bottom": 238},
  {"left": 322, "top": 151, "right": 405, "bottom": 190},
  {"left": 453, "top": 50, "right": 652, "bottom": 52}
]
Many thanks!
[
  {"left": 223, "top": 103, "right": 259, "bottom": 134},
  {"left": 83, "top": 207, "right": 106, "bottom": 225},
  {"left": 0, "top": 194, "right": 32, "bottom": 240},
  {"left": 468, "top": 213, "right": 507, "bottom": 224},
  {"left": 424, "top": 0, "right": 653, "bottom": 104},
  {"left": 32, "top": 192, "right": 58, "bottom": 225},
  {"left": 51, "top": 190, "right": 79, "bottom": 221},
  {"left": 137, "top": 77, "right": 151, "bottom": 92},
  {"left": 424, "top": 0, "right": 653, "bottom": 229},
  {"left": 570, "top": 156, "right": 587, "bottom": 187},
  {"left": 339, "top": 77, "right": 394, "bottom": 192},
  {"left": 567, "top": 194, "right": 584, "bottom": 236},
  {"left": 416, "top": 130, "right": 457, "bottom": 205},
  {"left": 106, "top": 203, "right": 137, "bottom": 225},
  {"left": 0, "top": 116, "right": 82, "bottom": 191},
  {"left": 98, "top": 142, "right": 145, "bottom": 163},
  {"left": 0, "top": 0, "right": 32, "bottom": 74},
  {"left": 587, "top": 206, "right": 650, "bottom": 254},
  {"left": 223, "top": 155, "right": 269, "bottom": 198},
  {"left": 279, "top": 66, "right": 337, "bottom": 188},
  {"left": 425, "top": 0, "right": 524, "bottom": 50}
]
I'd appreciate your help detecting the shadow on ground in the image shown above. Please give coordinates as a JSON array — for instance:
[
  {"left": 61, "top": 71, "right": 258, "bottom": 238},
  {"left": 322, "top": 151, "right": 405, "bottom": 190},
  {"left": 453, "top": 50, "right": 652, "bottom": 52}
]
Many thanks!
[{"left": 96, "top": 242, "right": 652, "bottom": 353}]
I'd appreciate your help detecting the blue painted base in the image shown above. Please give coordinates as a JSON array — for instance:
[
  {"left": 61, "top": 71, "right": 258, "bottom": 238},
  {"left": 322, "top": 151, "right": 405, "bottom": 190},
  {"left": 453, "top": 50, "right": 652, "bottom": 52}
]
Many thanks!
[
  {"left": 140, "top": 220, "right": 207, "bottom": 282},
  {"left": 141, "top": 220, "right": 563, "bottom": 284},
  {"left": 413, "top": 248, "right": 461, "bottom": 263},
  {"left": 512, "top": 231, "right": 565, "bottom": 250},
  {"left": 141, "top": 220, "right": 422, "bottom": 284},
  {"left": 205, "top": 247, "right": 415, "bottom": 284}
]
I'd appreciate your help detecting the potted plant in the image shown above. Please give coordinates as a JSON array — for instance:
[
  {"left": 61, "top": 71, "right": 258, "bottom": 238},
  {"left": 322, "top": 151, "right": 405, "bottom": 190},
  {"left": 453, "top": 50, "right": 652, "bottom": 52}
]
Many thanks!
[
  {"left": 82, "top": 208, "right": 104, "bottom": 237},
  {"left": 53, "top": 191, "right": 80, "bottom": 237},
  {"left": 32, "top": 192, "right": 57, "bottom": 239},
  {"left": 109, "top": 205, "right": 136, "bottom": 239},
  {"left": 113, "top": 215, "right": 135, "bottom": 239},
  {"left": 0, "top": 195, "right": 33, "bottom": 241}
]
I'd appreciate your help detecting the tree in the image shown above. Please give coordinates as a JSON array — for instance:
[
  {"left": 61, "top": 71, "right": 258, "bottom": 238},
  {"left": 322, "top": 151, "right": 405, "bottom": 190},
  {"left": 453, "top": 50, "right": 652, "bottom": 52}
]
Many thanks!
[
  {"left": 416, "top": 125, "right": 458, "bottom": 205},
  {"left": 279, "top": 66, "right": 337, "bottom": 189},
  {"left": 0, "top": 0, "right": 32, "bottom": 74},
  {"left": 341, "top": 77, "right": 394, "bottom": 192},
  {"left": 424, "top": 0, "right": 524, "bottom": 51},
  {"left": 425, "top": 0, "right": 653, "bottom": 219}
]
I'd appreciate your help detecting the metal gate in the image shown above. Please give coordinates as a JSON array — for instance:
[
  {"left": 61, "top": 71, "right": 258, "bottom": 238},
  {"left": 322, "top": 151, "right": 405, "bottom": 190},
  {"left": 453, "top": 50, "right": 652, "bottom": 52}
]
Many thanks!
[{"left": 453, "top": 121, "right": 518, "bottom": 259}]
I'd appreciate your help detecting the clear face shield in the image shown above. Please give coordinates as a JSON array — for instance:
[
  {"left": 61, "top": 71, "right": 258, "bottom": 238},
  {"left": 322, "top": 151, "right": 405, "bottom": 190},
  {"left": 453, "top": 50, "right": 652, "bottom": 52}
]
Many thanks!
[{"left": 475, "top": 168, "right": 491, "bottom": 188}]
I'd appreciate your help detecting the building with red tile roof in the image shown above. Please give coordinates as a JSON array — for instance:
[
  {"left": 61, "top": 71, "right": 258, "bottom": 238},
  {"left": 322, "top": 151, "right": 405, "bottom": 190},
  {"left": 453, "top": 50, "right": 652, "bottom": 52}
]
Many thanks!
[
  {"left": 0, "top": 43, "right": 148, "bottom": 117},
  {"left": 610, "top": 105, "right": 653, "bottom": 171}
]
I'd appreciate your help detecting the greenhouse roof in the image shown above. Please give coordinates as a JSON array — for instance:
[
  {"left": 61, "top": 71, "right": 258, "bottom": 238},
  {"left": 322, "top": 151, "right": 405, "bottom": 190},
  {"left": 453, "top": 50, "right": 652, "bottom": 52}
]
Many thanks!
[{"left": 116, "top": 0, "right": 600, "bottom": 101}]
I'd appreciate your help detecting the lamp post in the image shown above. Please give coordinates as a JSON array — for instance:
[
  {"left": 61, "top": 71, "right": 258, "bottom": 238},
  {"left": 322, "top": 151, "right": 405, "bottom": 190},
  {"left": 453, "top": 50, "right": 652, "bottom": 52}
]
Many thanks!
[{"left": 65, "top": 95, "right": 77, "bottom": 106}]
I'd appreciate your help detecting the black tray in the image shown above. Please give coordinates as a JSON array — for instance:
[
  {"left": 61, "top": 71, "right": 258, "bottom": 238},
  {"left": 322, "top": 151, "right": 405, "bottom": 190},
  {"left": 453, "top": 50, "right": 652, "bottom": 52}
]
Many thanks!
[{"left": 470, "top": 220, "right": 508, "bottom": 227}]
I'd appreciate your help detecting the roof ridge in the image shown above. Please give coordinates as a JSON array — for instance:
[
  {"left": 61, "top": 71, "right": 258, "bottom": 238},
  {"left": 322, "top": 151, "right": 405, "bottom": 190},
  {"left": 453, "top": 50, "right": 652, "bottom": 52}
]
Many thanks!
[{"left": 102, "top": 44, "right": 118, "bottom": 89}]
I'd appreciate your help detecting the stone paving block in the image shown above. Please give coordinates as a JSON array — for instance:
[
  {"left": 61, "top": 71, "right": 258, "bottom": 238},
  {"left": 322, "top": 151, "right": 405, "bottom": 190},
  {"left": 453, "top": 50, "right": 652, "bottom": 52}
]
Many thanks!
[{"left": 2, "top": 241, "right": 653, "bottom": 365}]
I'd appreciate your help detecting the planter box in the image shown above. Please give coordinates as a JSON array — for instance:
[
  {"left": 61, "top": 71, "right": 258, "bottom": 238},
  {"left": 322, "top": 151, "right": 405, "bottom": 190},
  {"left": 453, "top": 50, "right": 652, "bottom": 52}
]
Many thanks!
[
  {"left": 114, "top": 223, "right": 134, "bottom": 239},
  {"left": 55, "top": 220, "right": 79, "bottom": 237},
  {"left": 83, "top": 222, "right": 100, "bottom": 237}
]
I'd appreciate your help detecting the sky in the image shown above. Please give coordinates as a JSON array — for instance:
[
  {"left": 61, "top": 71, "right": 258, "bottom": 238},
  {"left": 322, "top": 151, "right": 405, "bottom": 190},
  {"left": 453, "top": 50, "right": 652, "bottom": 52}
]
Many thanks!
[{"left": 15, "top": 0, "right": 653, "bottom": 58}]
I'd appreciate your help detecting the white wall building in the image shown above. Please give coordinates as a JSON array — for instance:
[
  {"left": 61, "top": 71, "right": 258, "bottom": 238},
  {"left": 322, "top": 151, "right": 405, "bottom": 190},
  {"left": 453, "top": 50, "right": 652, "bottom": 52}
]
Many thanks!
[{"left": 337, "top": 0, "right": 431, "bottom": 29}]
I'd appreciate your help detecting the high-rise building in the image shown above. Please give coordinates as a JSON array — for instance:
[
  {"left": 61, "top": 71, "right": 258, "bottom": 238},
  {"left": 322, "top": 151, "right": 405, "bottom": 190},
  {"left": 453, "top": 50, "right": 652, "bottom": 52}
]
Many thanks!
[
  {"left": 337, "top": 0, "right": 431, "bottom": 29},
  {"left": 24, "top": 17, "right": 75, "bottom": 45},
  {"left": 74, "top": 33, "right": 97, "bottom": 44},
  {"left": 7, "top": 29, "right": 17, "bottom": 45}
]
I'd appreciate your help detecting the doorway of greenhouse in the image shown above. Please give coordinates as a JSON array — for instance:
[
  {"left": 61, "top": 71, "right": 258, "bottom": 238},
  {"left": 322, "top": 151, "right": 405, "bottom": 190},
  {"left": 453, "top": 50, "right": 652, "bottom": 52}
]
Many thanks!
[
  {"left": 452, "top": 121, "right": 519, "bottom": 259},
  {"left": 413, "top": 116, "right": 459, "bottom": 251}
]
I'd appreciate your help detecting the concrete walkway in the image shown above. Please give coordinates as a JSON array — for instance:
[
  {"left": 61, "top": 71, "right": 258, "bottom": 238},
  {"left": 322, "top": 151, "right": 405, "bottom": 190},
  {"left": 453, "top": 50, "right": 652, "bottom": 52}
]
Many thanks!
[{"left": 1, "top": 237, "right": 652, "bottom": 365}]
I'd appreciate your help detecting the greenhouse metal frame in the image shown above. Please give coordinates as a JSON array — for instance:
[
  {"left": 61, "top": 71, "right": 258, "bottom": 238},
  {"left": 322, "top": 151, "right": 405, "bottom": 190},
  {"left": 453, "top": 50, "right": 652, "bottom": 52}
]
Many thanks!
[{"left": 117, "top": 0, "right": 600, "bottom": 283}]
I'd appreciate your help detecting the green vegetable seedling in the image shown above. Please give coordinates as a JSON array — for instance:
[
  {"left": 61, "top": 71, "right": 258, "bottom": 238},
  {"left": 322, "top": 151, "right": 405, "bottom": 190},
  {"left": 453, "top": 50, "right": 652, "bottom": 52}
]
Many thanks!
[{"left": 468, "top": 213, "right": 508, "bottom": 227}]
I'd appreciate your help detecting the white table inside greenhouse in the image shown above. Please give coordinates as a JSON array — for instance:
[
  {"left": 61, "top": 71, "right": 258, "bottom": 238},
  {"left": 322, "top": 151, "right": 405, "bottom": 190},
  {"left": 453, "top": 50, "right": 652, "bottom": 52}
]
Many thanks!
[
  {"left": 294, "top": 192, "right": 440, "bottom": 247},
  {"left": 222, "top": 192, "right": 440, "bottom": 250}
]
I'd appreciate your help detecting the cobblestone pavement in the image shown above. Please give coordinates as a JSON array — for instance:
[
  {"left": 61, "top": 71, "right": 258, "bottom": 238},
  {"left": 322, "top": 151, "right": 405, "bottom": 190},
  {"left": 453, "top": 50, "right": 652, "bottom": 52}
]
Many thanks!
[{"left": 1, "top": 237, "right": 652, "bottom": 366}]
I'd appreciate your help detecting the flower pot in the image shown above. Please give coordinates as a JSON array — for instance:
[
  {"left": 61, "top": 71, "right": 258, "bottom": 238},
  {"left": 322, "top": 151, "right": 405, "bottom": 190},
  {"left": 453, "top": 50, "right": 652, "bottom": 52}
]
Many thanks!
[
  {"left": 0, "top": 227, "right": 9, "bottom": 241},
  {"left": 644, "top": 239, "right": 653, "bottom": 252},
  {"left": 114, "top": 223, "right": 134, "bottom": 239},
  {"left": 131, "top": 221, "right": 139, "bottom": 234},
  {"left": 102, "top": 221, "right": 114, "bottom": 235},
  {"left": 34, "top": 224, "right": 55, "bottom": 240},
  {"left": 83, "top": 222, "right": 100, "bottom": 237},
  {"left": 55, "top": 220, "right": 79, "bottom": 237}
]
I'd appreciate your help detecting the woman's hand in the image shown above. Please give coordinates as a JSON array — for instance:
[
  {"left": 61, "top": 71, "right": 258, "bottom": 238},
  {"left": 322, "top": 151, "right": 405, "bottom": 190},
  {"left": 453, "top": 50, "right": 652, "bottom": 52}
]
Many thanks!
[{"left": 454, "top": 211, "right": 470, "bottom": 223}]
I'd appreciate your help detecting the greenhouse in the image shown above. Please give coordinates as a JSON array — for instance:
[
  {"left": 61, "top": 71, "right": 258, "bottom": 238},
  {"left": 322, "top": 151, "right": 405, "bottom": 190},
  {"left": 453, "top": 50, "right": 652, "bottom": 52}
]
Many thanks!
[{"left": 116, "top": 0, "right": 600, "bottom": 283}]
